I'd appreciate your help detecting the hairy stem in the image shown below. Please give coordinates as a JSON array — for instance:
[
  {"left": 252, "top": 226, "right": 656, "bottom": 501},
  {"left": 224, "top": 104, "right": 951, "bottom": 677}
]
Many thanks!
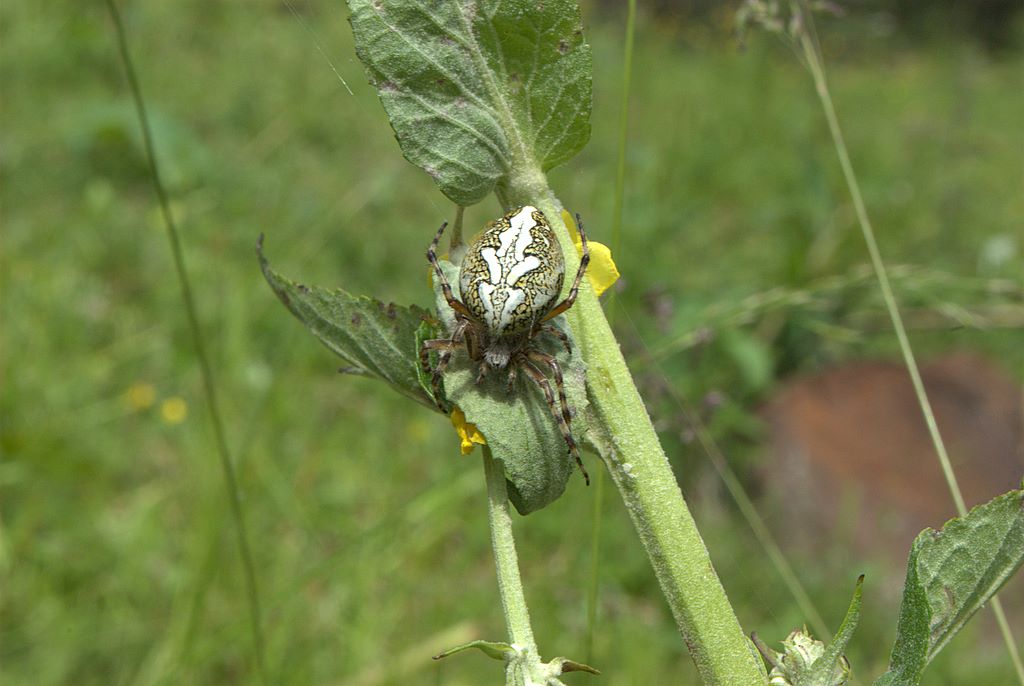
[
  {"left": 498, "top": 178, "right": 766, "bottom": 684},
  {"left": 583, "top": 464, "right": 606, "bottom": 663},
  {"left": 483, "top": 447, "right": 545, "bottom": 684}
]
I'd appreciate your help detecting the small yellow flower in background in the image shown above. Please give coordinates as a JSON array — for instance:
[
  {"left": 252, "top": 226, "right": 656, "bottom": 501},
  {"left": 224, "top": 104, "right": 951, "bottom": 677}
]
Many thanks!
[
  {"left": 405, "top": 417, "right": 431, "bottom": 444},
  {"left": 450, "top": 406, "right": 486, "bottom": 455},
  {"left": 562, "top": 210, "right": 620, "bottom": 296},
  {"left": 124, "top": 383, "right": 156, "bottom": 411},
  {"left": 160, "top": 397, "right": 188, "bottom": 425}
]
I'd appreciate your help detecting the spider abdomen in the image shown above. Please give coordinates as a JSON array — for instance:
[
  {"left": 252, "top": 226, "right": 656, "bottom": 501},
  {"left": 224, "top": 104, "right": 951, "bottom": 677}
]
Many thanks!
[{"left": 459, "top": 206, "right": 565, "bottom": 336}]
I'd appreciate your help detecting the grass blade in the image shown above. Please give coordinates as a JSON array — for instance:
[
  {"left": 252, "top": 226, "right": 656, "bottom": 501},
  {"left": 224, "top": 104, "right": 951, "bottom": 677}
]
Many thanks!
[
  {"left": 105, "top": 2, "right": 268, "bottom": 682},
  {"left": 791, "top": 3, "right": 1023, "bottom": 680}
]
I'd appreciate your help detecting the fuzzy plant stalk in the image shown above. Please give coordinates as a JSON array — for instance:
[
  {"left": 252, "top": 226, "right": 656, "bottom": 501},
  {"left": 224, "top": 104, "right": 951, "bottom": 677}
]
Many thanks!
[
  {"left": 482, "top": 447, "right": 556, "bottom": 685},
  {"left": 484, "top": 446, "right": 538, "bottom": 660},
  {"left": 498, "top": 185, "right": 767, "bottom": 686}
]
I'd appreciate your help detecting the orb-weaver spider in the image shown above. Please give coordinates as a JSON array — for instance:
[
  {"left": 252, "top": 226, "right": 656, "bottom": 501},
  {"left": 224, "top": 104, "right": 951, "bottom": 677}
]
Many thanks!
[{"left": 419, "top": 205, "right": 591, "bottom": 485}]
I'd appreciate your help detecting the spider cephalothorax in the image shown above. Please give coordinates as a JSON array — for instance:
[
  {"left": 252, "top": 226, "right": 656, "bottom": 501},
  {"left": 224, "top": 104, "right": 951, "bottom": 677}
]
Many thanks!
[{"left": 419, "top": 205, "right": 591, "bottom": 485}]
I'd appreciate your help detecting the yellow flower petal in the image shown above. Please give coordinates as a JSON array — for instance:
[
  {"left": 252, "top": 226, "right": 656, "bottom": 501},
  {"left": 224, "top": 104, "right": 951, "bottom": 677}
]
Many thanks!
[
  {"left": 580, "top": 240, "right": 620, "bottom": 297},
  {"left": 562, "top": 210, "right": 620, "bottom": 296},
  {"left": 450, "top": 406, "right": 487, "bottom": 455}
]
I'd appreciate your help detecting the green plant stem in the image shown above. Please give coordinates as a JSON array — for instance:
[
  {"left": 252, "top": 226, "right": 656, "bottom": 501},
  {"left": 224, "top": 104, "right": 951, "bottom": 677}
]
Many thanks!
[
  {"left": 451, "top": 204, "right": 465, "bottom": 250},
  {"left": 106, "top": 2, "right": 268, "bottom": 683},
  {"left": 794, "top": 17, "right": 1024, "bottom": 682},
  {"left": 483, "top": 447, "right": 544, "bottom": 682},
  {"left": 573, "top": 264, "right": 765, "bottom": 685},
  {"left": 610, "top": 0, "right": 636, "bottom": 260},
  {"left": 583, "top": 463, "right": 605, "bottom": 663},
  {"left": 497, "top": 178, "right": 766, "bottom": 684}
]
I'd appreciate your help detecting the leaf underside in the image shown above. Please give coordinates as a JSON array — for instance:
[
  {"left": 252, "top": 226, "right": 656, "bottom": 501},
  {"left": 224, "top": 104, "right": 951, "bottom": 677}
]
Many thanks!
[
  {"left": 257, "top": 237, "right": 434, "bottom": 409},
  {"left": 430, "top": 260, "right": 589, "bottom": 515},
  {"left": 347, "top": 0, "right": 592, "bottom": 206},
  {"left": 874, "top": 489, "right": 1024, "bottom": 686}
]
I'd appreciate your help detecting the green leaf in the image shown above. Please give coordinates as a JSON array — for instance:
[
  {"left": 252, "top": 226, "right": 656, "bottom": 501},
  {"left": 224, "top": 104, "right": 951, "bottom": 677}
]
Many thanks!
[
  {"left": 874, "top": 489, "right": 1024, "bottom": 686},
  {"left": 553, "top": 658, "right": 600, "bottom": 675},
  {"left": 431, "top": 260, "right": 589, "bottom": 515},
  {"left": 346, "top": 0, "right": 592, "bottom": 206},
  {"left": 754, "top": 576, "right": 860, "bottom": 686},
  {"left": 257, "top": 236, "right": 435, "bottom": 409},
  {"left": 432, "top": 638, "right": 515, "bottom": 662},
  {"left": 808, "top": 575, "right": 862, "bottom": 685}
]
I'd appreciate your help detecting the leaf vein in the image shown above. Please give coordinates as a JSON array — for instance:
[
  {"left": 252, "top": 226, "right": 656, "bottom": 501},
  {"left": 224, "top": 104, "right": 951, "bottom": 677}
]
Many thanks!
[
  {"left": 368, "top": 5, "right": 493, "bottom": 116},
  {"left": 395, "top": 93, "right": 508, "bottom": 163}
]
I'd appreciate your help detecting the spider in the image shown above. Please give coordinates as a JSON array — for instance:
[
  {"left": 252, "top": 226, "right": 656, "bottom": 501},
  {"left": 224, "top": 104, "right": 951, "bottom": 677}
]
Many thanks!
[{"left": 419, "top": 205, "right": 591, "bottom": 485}]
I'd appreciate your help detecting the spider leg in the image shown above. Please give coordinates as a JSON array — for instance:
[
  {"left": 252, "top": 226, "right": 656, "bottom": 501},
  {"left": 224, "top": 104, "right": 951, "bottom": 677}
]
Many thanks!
[
  {"left": 419, "top": 337, "right": 446, "bottom": 378},
  {"left": 475, "top": 361, "right": 491, "bottom": 384},
  {"left": 540, "top": 324, "right": 572, "bottom": 354},
  {"left": 526, "top": 350, "right": 573, "bottom": 432},
  {"left": 427, "top": 220, "right": 476, "bottom": 321},
  {"left": 420, "top": 319, "right": 468, "bottom": 411},
  {"left": 420, "top": 338, "right": 457, "bottom": 410},
  {"left": 540, "top": 211, "right": 590, "bottom": 324},
  {"left": 517, "top": 354, "right": 590, "bottom": 486}
]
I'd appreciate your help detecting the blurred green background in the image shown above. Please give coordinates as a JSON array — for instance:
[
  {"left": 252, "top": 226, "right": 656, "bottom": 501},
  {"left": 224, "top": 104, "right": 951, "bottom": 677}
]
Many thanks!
[{"left": 2, "top": 1, "right": 1022, "bottom": 684}]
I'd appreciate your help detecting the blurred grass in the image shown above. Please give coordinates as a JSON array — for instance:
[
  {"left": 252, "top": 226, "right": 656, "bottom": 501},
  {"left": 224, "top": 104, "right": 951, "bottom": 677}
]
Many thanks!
[{"left": 1, "top": 2, "right": 1021, "bottom": 685}]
